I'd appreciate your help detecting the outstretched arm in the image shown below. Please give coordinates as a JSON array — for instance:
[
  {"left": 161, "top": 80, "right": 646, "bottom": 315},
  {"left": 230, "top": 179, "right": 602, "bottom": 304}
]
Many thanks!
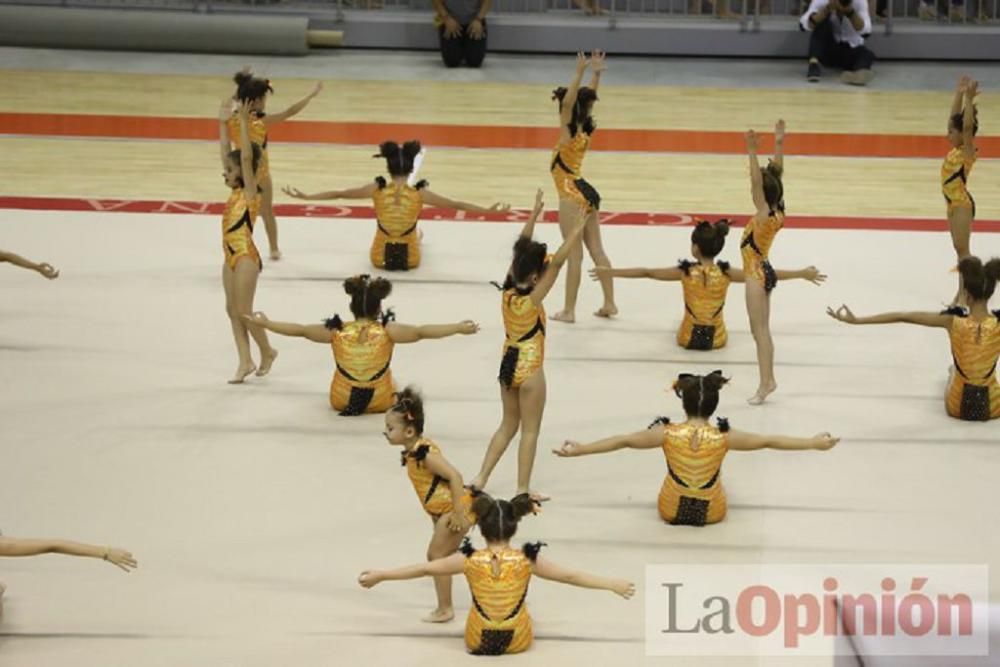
[
  {"left": 826, "top": 305, "right": 952, "bottom": 329},
  {"left": 264, "top": 82, "right": 323, "bottom": 124},
  {"left": 0, "top": 250, "right": 58, "bottom": 279},
  {"left": 553, "top": 427, "right": 662, "bottom": 458},
  {"left": 532, "top": 556, "right": 635, "bottom": 599},
  {"left": 282, "top": 183, "right": 377, "bottom": 201},
  {"left": 359, "top": 552, "right": 466, "bottom": 588},
  {"left": 0, "top": 538, "right": 137, "bottom": 572},
  {"left": 774, "top": 266, "right": 826, "bottom": 285},
  {"left": 386, "top": 320, "right": 479, "bottom": 344},
  {"left": 518, "top": 189, "right": 546, "bottom": 240},
  {"left": 727, "top": 429, "right": 839, "bottom": 452},
  {"left": 420, "top": 189, "right": 509, "bottom": 215},
  {"left": 242, "top": 312, "right": 331, "bottom": 343},
  {"left": 529, "top": 209, "right": 588, "bottom": 304},
  {"left": 746, "top": 130, "right": 768, "bottom": 216},
  {"left": 591, "top": 265, "right": 684, "bottom": 282}
]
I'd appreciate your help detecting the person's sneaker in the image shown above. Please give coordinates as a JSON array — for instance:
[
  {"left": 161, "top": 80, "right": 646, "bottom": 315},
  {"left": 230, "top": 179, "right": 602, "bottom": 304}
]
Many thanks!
[
  {"left": 840, "top": 69, "right": 875, "bottom": 86},
  {"left": 807, "top": 62, "right": 821, "bottom": 82}
]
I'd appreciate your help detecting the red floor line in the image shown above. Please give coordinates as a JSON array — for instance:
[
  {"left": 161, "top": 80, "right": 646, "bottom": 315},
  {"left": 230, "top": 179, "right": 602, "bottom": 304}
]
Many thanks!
[
  {"left": 3, "top": 195, "right": 999, "bottom": 233},
  {"left": 2, "top": 112, "right": 997, "bottom": 158}
]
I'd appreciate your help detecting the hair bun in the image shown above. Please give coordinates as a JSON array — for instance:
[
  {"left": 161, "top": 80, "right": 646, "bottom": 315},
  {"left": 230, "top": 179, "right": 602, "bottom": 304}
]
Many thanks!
[
  {"left": 233, "top": 70, "right": 253, "bottom": 86},
  {"left": 715, "top": 219, "right": 731, "bottom": 237},
  {"left": 343, "top": 274, "right": 370, "bottom": 296},
  {"left": 368, "top": 277, "right": 393, "bottom": 300}
]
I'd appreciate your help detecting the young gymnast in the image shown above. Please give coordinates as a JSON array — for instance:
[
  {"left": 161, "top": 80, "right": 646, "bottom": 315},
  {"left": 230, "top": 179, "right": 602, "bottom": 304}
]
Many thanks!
[
  {"left": 827, "top": 256, "right": 1000, "bottom": 421},
  {"left": 590, "top": 219, "right": 826, "bottom": 350},
  {"left": 742, "top": 121, "right": 792, "bottom": 405},
  {"left": 0, "top": 536, "right": 137, "bottom": 616},
  {"left": 244, "top": 275, "right": 479, "bottom": 415},
  {"left": 0, "top": 250, "right": 58, "bottom": 279},
  {"left": 229, "top": 68, "right": 323, "bottom": 260},
  {"left": 467, "top": 191, "right": 587, "bottom": 501},
  {"left": 218, "top": 99, "right": 277, "bottom": 385},
  {"left": 358, "top": 491, "right": 634, "bottom": 655},
  {"left": 385, "top": 386, "right": 475, "bottom": 623},
  {"left": 943, "top": 75, "right": 979, "bottom": 306},
  {"left": 549, "top": 51, "right": 617, "bottom": 322},
  {"left": 283, "top": 141, "right": 509, "bottom": 271},
  {"left": 553, "top": 371, "right": 839, "bottom": 526}
]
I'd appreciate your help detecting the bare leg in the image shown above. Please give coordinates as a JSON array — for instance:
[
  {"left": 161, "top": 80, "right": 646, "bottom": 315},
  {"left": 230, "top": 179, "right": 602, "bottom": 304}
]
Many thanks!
[
  {"left": 582, "top": 209, "right": 617, "bottom": 318},
  {"left": 552, "top": 198, "right": 584, "bottom": 323},
  {"left": 423, "top": 514, "right": 467, "bottom": 623},
  {"left": 260, "top": 176, "right": 281, "bottom": 260},
  {"left": 745, "top": 280, "right": 776, "bottom": 405},
  {"left": 223, "top": 262, "right": 255, "bottom": 383},
  {"left": 516, "top": 370, "right": 548, "bottom": 500},
  {"left": 232, "top": 260, "right": 278, "bottom": 376},
  {"left": 469, "top": 383, "right": 521, "bottom": 491},
  {"left": 948, "top": 206, "right": 973, "bottom": 307}
]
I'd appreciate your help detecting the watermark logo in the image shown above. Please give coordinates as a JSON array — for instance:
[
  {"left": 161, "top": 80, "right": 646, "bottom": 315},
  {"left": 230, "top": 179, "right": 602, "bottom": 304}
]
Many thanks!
[{"left": 644, "top": 565, "right": 989, "bottom": 656}]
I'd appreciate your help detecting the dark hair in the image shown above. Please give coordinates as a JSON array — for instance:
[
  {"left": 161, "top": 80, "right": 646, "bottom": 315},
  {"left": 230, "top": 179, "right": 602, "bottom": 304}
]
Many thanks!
[
  {"left": 761, "top": 161, "right": 784, "bottom": 211},
  {"left": 471, "top": 492, "right": 537, "bottom": 543},
  {"left": 233, "top": 70, "right": 273, "bottom": 103},
  {"left": 390, "top": 386, "right": 425, "bottom": 435},
  {"left": 950, "top": 107, "right": 980, "bottom": 137},
  {"left": 552, "top": 86, "right": 597, "bottom": 137},
  {"left": 343, "top": 274, "right": 393, "bottom": 320},
  {"left": 959, "top": 256, "right": 1000, "bottom": 302},
  {"left": 227, "top": 144, "right": 262, "bottom": 187},
  {"left": 673, "top": 370, "right": 729, "bottom": 418},
  {"left": 690, "top": 219, "right": 730, "bottom": 259},
  {"left": 500, "top": 236, "right": 548, "bottom": 292},
  {"left": 374, "top": 140, "right": 422, "bottom": 177}
]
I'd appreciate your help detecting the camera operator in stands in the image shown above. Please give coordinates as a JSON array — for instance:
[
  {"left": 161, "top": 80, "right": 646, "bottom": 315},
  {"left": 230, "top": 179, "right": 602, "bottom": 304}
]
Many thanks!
[{"left": 800, "top": 0, "right": 875, "bottom": 86}]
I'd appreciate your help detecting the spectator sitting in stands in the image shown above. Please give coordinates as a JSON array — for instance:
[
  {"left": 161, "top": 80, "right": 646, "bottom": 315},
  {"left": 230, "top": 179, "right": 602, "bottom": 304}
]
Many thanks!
[
  {"left": 433, "top": 0, "right": 491, "bottom": 68},
  {"left": 801, "top": 0, "right": 875, "bottom": 86}
]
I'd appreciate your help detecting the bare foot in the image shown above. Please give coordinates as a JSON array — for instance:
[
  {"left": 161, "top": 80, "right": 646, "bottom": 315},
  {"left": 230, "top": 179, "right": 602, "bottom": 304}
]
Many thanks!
[
  {"left": 422, "top": 607, "right": 455, "bottom": 623},
  {"left": 594, "top": 304, "right": 618, "bottom": 318},
  {"left": 256, "top": 349, "right": 278, "bottom": 376},
  {"left": 228, "top": 363, "right": 256, "bottom": 384},
  {"left": 551, "top": 310, "right": 575, "bottom": 323},
  {"left": 747, "top": 382, "right": 777, "bottom": 405},
  {"left": 269, "top": 249, "right": 282, "bottom": 261}
]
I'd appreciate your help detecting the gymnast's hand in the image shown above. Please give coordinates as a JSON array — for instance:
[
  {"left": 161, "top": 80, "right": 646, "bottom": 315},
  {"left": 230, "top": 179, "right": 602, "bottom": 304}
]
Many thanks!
[
  {"left": 589, "top": 50, "right": 607, "bottom": 74},
  {"left": 803, "top": 266, "right": 826, "bottom": 285},
  {"left": 812, "top": 433, "right": 840, "bottom": 450},
  {"left": 457, "top": 320, "right": 480, "bottom": 335},
  {"left": 745, "top": 129, "right": 759, "bottom": 151},
  {"left": 575, "top": 51, "right": 589, "bottom": 72},
  {"left": 612, "top": 580, "right": 636, "bottom": 599},
  {"left": 532, "top": 188, "right": 544, "bottom": 214},
  {"left": 589, "top": 266, "right": 611, "bottom": 282},
  {"left": 826, "top": 304, "right": 856, "bottom": 324},
  {"left": 446, "top": 512, "right": 468, "bottom": 533},
  {"left": 489, "top": 202, "right": 512, "bottom": 212},
  {"left": 36, "top": 263, "right": 59, "bottom": 280},
  {"left": 282, "top": 186, "right": 308, "bottom": 199},
  {"left": 774, "top": 119, "right": 786, "bottom": 143},
  {"left": 237, "top": 100, "right": 253, "bottom": 120},
  {"left": 243, "top": 311, "right": 270, "bottom": 326},
  {"left": 358, "top": 571, "right": 383, "bottom": 588},
  {"left": 104, "top": 548, "right": 138, "bottom": 573},
  {"left": 552, "top": 440, "right": 582, "bottom": 457},
  {"left": 218, "top": 97, "right": 234, "bottom": 122}
]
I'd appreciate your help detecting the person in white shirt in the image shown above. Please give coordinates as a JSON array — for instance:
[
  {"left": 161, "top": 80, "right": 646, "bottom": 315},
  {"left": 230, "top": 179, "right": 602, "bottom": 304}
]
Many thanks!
[{"left": 800, "top": 0, "right": 875, "bottom": 86}]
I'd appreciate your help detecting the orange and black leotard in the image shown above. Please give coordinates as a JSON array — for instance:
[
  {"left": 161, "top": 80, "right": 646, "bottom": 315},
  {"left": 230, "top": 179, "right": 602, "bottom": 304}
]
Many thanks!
[
  {"left": 677, "top": 260, "right": 732, "bottom": 350},
  {"left": 461, "top": 539, "right": 545, "bottom": 656},
  {"left": 401, "top": 438, "right": 475, "bottom": 521},
  {"left": 498, "top": 285, "right": 546, "bottom": 389},
  {"left": 550, "top": 126, "right": 600, "bottom": 211},
  {"left": 221, "top": 187, "right": 261, "bottom": 270},
  {"left": 941, "top": 146, "right": 977, "bottom": 216},
  {"left": 945, "top": 308, "right": 1000, "bottom": 421},
  {"left": 371, "top": 176, "right": 426, "bottom": 271},
  {"left": 326, "top": 314, "right": 396, "bottom": 415},
  {"left": 655, "top": 418, "right": 730, "bottom": 526},
  {"left": 227, "top": 112, "right": 270, "bottom": 182},
  {"left": 740, "top": 210, "right": 784, "bottom": 292}
]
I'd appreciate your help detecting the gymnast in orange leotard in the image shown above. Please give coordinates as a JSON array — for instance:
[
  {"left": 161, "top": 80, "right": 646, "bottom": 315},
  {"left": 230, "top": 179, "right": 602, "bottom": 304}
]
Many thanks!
[
  {"left": 942, "top": 75, "right": 980, "bottom": 306},
  {"left": 554, "top": 371, "right": 839, "bottom": 525},
  {"left": 359, "top": 491, "right": 634, "bottom": 654},
  {"left": 244, "top": 275, "right": 479, "bottom": 415},
  {"left": 591, "top": 220, "right": 825, "bottom": 350},
  {"left": 283, "top": 141, "right": 508, "bottom": 271},
  {"left": 828, "top": 256, "right": 1000, "bottom": 422}
]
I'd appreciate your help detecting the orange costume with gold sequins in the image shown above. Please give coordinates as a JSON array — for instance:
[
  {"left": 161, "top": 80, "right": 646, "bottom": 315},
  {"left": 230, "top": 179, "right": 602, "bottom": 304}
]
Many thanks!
[
  {"left": 740, "top": 211, "right": 783, "bottom": 292},
  {"left": 677, "top": 261, "right": 732, "bottom": 350},
  {"left": 498, "top": 289, "right": 546, "bottom": 389},
  {"left": 462, "top": 543, "right": 539, "bottom": 655},
  {"left": 941, "top": 147, "right": 976, "bottom": 215},
  {"left": 550, "top": 130, "right": 601, "bottom": 211},
  {"left": 371, "top": 177, "right": 425, "bottom": 271},
  {"left": 657, "top": 420, "right": 729, "bottom": 526},
  {"left": 221, "top": 187, "right": 261, "bottom": 270},
  {"left": 328, "top": 318, "right": 396, "bottom": 415},
  {"left": 946, "top": 311, "right": 1000, "bottom": 421},
  {"left": 403, "top": 439, "right": 476, "bottom": 521},
  {"left": 227, "top": 112, "right": 270, "bottom": 182}
]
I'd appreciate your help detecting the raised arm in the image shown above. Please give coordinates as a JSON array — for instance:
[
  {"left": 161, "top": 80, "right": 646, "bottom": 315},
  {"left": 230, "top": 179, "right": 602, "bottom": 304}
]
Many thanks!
[
  {"left": 359, "top": 552, "right": 466, "bottom": 588},
  {"left": 0, "top": 537, "right": 137, "bottom": 572},
  {"left": 746, "top": 130, "right": 768, "bottom": 215},
  {"left": 826, "top": 304, "right": 952, "bottom": 329},
  {"left": 282, "top": 183, "right": 377, "bottom": 201},
  {"left": 727, "top": 429, "right": 839, "bottom": 452},
  {"left": 962, "top": 79, "right": 978, "bottom": 158},
  {"left": 423, "top": 452, "right": 470, "bottom": 532},
  {"left": 420, "top": 189, "right": 510, "bottom": 215},
  {"left": 518, "top": 189, "right": 545, "bottom": 240},
  {"left": 264, "top": 82, "right": 323, "bottom": 124},
  {"left": 0, "top": 250, "right": 59, "bottom": 279},
  {"left": 590, "top": 265, "right": 684, "bottom": 282},
  {"left": 235, "top": 102, "right": 257, "bottom": 201},
  {"left": 532, "top": 555, "right": 635, "bottom": 599},
  {"left": 553, "top": 426, "right": 662, "bottom": 458},
  {"left": 560, "top": 53, "right": 590, "bottom": 127},
  {"left": 772, "top": 119, "right": 785, "bottom": 171},
  {"left": 242, "top": 312, "right": 331, "bottom": 343},
  {"left": 588, "top": 50, "right": 606, "bottom": 93},
  {"left": 218, "top": 98, "right": 234, "bottom": 168},
  {"left": 773, "top": 265, "right": 826, "bottom": 285},
  {"left": 950, "top": 75, "right": 969, "bottom": 121},
  {"left": 528, "top": 210, "right": 588, "bottom": 305},
  {"left": 385, "top": 320, "right": 479, "bottom": 344}
]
